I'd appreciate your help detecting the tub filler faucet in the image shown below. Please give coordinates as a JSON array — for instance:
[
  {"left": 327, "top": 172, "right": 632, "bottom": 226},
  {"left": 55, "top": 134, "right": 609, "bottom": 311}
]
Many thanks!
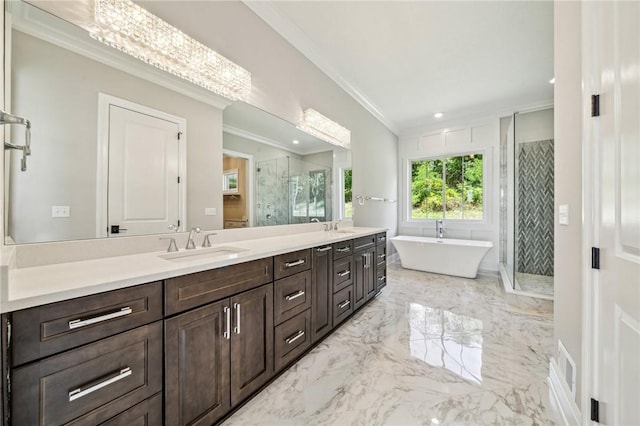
[{"left": 436, "top": 219, "right": 445, "bottom": 239}]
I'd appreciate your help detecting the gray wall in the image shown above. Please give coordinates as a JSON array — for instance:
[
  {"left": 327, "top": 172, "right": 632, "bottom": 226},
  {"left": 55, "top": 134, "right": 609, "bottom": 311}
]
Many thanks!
[{"left": 554, "top": 0, "right": 583, "bottom": 408}]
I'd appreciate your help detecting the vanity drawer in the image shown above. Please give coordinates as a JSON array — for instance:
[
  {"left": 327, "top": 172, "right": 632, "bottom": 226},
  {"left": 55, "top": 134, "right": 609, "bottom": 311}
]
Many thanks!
[
  {"left": 333, "top": 285, "right": 354, "bottom": 327},
  {"left": 376, "top": 244, "right": 387, "bottom": 267},
  {"left": 68, "top": 393, "right": 162, "bottom": 426},
  {"left": 353, "top": 235, "right": 376, "bottom": 252},
  {"left": 377, "top": 266, "right": 387, "bottom": 290},
  {"left": 11, "top": 282, "right": 163, "bottom": 366},
  {"left": 274, "top": 271, "right": 312, "bottom": 325},
  {"left": 274, "top": 310, "right": 311, "bottom": 372},
  {"left": 165, "top": 257, "right": 273, "bottom": 315},
  {"left": 333, "top": 240, "right": 353, "bottom": 259},
  {"left": 376, "top": 232, "right": 387, "bottom": 246},
  {"left": 333, "top": 257, "right": 353, "bottom": 293},
  {"left": 12, "top": 322, "right": 162, "bottom": 426},
  {"left": 274, "top": 249, "right": 311, "bottom": 280}
]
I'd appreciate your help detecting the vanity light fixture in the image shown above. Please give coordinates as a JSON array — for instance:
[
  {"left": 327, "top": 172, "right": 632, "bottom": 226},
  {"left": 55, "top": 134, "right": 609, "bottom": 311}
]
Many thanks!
[
  {"left": 297, "top": 109, "right": 351, "bottom": 149},
  {"left": 90, "top": 0, "right": 251, "bottom": 101},
  {"left": 434, "top": 112, "right": 444, "bottom": 119}
]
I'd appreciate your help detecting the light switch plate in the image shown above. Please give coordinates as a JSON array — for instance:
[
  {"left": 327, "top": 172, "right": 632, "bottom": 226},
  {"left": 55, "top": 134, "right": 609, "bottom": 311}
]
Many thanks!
[
  {"left": 559, "top": 204, "right": 569, "bottom": 225},
  {"left": 205, "top": 208, "right": 217, "bottom": 216},
  {"left": 52, "top": 206, "right": 70, "bottom": 218}
]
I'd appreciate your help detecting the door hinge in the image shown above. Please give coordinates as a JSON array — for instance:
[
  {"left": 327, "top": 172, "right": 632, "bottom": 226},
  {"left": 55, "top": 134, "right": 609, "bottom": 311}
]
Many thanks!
[
  {"left": 177, "top": 132, "right": 182, "bottom": 140},
  {"left": 592, "top": 247, "right": 600, "bottom": 270},
  {"left": 177, "top": 176, "right": 181, "bottom": 184},
  {"left": 177, "top": 219, "right": 181, "bottom": 227},
  {"left": 591, "top": 398, "right": 600, "bottom": 422},
  {"left": 591, "top": 94, "right": 600, "bottom": 117}
]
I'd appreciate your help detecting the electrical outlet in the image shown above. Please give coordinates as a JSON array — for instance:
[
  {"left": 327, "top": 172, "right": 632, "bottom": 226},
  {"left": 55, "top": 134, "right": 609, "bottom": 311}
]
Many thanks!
[
  {"left": 205, "top": 207, "right": 217, "bottom": 216},
  {"left": 52, "top": 206, "right": 70, "bottom": 218}
]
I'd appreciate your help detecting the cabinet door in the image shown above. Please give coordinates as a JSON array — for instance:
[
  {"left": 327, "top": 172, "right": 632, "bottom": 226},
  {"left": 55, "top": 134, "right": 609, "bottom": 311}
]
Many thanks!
[
  {"left": 230, "top": 284, "right": 274, "bottom": 407},
  {"left": 165, "top": 300, "right": 231, "bottom": 426},
  {"left": 354, "top": 249, "right": 375, "bottom": 309},
  {"left": 311, "top": 245, "right": 333, "bottom": 343}
]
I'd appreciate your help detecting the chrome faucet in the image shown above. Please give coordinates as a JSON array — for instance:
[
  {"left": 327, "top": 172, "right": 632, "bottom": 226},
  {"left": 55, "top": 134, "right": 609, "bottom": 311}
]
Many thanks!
[
  {"left": 310, "top": 218, "right": 320, "bottom": 223},
  {"left": 186, "top": 227, "right": 201, "bottom": 249},
  {"left": 436, "top": 219, "right": 445, "bottom": 239}
]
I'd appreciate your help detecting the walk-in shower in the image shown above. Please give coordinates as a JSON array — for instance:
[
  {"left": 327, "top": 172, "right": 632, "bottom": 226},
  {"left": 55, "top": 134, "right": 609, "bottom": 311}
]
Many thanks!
[
  {"left": 255, "top": 156, "right": 332, "bottom": 226},
  {"left": 500, "top": 108, "right": 554, "bottom": 298}
]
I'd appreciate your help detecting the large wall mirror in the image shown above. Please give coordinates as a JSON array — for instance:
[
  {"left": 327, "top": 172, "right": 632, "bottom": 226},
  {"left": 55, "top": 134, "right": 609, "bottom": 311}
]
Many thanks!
[{"left": 3, "top": 1, "right": 352, "bottom": 244}]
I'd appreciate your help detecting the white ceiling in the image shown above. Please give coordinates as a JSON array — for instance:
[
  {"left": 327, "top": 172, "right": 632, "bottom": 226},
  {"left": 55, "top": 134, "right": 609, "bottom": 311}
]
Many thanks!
[{"left": 246, "top": 1, "right": 554, "bottom": 134}]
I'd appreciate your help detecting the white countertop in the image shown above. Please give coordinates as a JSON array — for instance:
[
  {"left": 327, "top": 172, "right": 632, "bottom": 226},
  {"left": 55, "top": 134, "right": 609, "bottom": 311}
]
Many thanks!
[{"left": 1, "top": 227, "right": 385, "bottom": 313}]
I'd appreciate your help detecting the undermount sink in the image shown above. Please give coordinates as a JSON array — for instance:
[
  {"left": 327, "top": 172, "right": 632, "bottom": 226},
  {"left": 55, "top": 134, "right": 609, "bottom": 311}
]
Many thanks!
[
  {"left": 160, "top": 246, "right": 249, "bottom": 262},
  {"left": 333, "top": 229, "right": 357, "bottom": 234}
]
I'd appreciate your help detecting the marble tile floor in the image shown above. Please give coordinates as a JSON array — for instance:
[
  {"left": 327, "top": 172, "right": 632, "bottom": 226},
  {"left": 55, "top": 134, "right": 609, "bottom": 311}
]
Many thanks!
[
  {"left": 223, "top": 262, "right": 561, "bottom": 426},
  {"left": 516, "top": 272, "right": 554, "bottom": 297}
]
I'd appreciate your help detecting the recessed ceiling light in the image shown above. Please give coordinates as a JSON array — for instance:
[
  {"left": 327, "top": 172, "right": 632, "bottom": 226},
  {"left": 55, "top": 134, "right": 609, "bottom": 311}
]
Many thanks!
[
  {"left": 549, "top": 77, "right": 555, "bottom": 84},
  {"left": 292, "top": 140, "right": 300, "bottom": 145},
  {"left": 434, "top": 112, "right": 443, "bottom": 119}
]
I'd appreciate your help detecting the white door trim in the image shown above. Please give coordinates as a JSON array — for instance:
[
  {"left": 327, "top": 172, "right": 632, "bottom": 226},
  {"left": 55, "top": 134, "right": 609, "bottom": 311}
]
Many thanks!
[
  {"left": 96, "top": 93, "right": 187, "bottom": 237},
  {"left": 222, "top": 149, "right": 254, "bottom": 227}
]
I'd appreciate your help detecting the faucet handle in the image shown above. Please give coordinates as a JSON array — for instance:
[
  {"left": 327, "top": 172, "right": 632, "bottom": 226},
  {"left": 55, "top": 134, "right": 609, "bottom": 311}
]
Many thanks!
[
  {"left": 202, "top": 233, "right": 217, "bottom": 248},
  {"left": 324, "top": 223, "right": 330, "bottom": 231},
  {"left": 168, "top": 224, "right": 179, "bottom": 232},
  {"left": 160, "top": 237, "right": 178, "bottom": 253}
]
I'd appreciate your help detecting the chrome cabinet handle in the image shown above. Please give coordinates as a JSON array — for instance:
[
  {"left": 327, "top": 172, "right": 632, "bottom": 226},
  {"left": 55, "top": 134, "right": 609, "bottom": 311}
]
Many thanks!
[
  {"left": 338, "top": 270, "right": 350, "bottom": 277},
  {"left": 336, "top": 247, "right": 351, "bottom": 253},
  {"left": 69, "top": 367, "right": 132, "bottom": 402},
  {"left": 285, "top": 330, "right": 305, "bottom": 345},
  {"left": 363, "top": 253, "right": 370, "bottom": 269},
  {"left": 233, "top": 303, "right": 241, "bottom": 334},
  {"left": 223, "top": 306, "right": 231, "bottom": 339},
  {"left": 69, "top": 307, "right": 133, "bottom": 329},
  {"left": 338, "top": 300, "right": 351, "bottom": 309},
  {"left": 316, "top": 246, "right": 332, "bottom": 252},
  {"left": 378, "top": 254, "right": 386, "bottom": 260},
  {"left": 285, "top": 259, "right": 305, "bottom": 268},
  {"left": 285, "top": 290, "right": 305, "bottom": 301},
  {"left": 378, "top": 275, "right": 386, "bottom": 281},
  {"left": 379, "top": 237, "right": 386, "bottom": 242}
]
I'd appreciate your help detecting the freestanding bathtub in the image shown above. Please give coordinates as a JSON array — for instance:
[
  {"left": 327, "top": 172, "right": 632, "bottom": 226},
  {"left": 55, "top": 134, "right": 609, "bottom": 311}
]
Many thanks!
[{"left": 390, "top": 235, "right": 493, "bottom": 279}]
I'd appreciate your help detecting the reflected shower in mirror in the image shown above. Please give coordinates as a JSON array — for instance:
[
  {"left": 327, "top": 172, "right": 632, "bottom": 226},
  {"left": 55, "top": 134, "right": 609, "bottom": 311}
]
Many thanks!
[{"left": 4, "top": 1, "right": 351, "bottom": 244}]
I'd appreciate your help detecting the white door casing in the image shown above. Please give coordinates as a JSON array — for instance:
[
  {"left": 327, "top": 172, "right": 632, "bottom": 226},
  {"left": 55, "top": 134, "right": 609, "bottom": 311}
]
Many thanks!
[
  {"left": 586, "top": 2, "right": 640, "bottom": 425},
  {"left": 96, "top": 94, "right": 187, "bottom": 237}
]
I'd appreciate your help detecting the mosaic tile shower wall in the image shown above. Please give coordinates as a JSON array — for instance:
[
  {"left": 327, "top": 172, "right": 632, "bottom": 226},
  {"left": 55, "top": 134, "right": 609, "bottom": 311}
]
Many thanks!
[{"left": 516, "top": 139, "right": 554, "bottom": 276}]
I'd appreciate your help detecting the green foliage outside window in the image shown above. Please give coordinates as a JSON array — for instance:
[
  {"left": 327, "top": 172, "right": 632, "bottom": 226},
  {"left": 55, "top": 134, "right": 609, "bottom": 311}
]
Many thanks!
[
  {"left": 343, "top": 168, "right": 352, "bottom": 218},
  {"left": 411, "top": 154, "right": 483, "bottom": 220}
]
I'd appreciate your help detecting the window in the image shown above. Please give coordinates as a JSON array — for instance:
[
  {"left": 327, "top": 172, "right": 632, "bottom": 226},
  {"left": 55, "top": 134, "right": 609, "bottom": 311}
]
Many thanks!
[
  {"left": 410, "top": 153, "right": 483, "bottom": 220},
  {"left": 343, "top": 168, "right": 352, "bottom": 218}
]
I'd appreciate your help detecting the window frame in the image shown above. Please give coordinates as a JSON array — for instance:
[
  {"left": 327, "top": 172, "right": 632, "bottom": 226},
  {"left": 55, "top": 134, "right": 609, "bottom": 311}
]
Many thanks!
[{"left": 406, "top": 149, "right": 488, "bottom": 225}]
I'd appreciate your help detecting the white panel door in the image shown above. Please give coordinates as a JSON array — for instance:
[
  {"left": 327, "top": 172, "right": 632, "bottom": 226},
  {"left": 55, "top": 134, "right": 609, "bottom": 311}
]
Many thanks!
[
  {"left": 108, "top": 105, "right": 180, "bottom": 236},
  {"left": 594, "top": 1, "right": 640, "bottom": 424}
]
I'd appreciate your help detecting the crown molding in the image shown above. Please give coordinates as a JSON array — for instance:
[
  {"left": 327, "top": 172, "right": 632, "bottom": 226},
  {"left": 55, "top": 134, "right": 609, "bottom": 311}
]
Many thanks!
[{"left": 244, "top": 1, "right": 399, "bottom": 136}]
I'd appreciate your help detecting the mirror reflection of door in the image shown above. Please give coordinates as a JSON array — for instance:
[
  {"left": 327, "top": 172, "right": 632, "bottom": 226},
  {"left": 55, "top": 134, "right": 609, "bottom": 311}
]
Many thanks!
[
  {"left": 104, "top": 101, "right": 184, "bottom": 237},
  {"left": 222, "top": 154, "right": 249, "bottom": 229}
]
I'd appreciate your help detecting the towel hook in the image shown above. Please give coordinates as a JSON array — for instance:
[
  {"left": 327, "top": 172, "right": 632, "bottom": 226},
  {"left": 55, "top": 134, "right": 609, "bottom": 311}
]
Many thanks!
[{"left": 2, "top": 110, "right": 32, "bottom": 172}]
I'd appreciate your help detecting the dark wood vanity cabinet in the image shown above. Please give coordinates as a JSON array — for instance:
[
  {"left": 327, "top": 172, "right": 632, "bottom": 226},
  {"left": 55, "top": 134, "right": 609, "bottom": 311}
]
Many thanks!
[
  {"left": 1, "top": 231, "right": 388, "bottom": 426},
  {"left": 311, "top": 244, "right": 334, "bottom": 343}
]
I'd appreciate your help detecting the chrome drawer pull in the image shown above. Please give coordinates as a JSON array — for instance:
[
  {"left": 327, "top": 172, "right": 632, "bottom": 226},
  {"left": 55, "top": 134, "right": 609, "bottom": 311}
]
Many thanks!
[
  {"left": 234, "top": 303, "right": 241, "bottom": 334},
  {"left": 378, "top": 275, "right": 386, "bottom": 281},
  {"left": 379, "top": 237, "right": 386, "bottom": 242},
  {"left": 285, "top": 330, "right": 305, "bottom": 345},
  {"left": 316, "top": 246, "right": 332, "bottom": 252},
  {"left": 224, "top": 306, "right": 231, "bottom": 339},
  {"left": 68, "top": 307, "right": 133, "bottom": 329},
  {"left": 69, "top": 367, "right": 132, "bottom": 402},
  {"left": 336, "top": 247, "right": 351, "bottom": 253},
  {"left": 338, "top": 300, "right": 351, "bottom": 309},
  {"left": 285, "top": 290, "right": 305, "bottom": 301},
  {"left": 284, "top": 259, "right": 305, "bottom": 268},
  {"left": 338, "top": 270, "right": 351, "bottom": 277},
  {"left": 378, "top": 254, "right": 386, "bottom": 260}
]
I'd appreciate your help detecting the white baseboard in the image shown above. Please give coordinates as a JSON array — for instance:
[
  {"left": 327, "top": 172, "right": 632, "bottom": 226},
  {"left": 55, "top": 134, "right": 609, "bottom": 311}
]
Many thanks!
[{"left": 548, "top": 358, "right": 581, "bottom": 425}]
